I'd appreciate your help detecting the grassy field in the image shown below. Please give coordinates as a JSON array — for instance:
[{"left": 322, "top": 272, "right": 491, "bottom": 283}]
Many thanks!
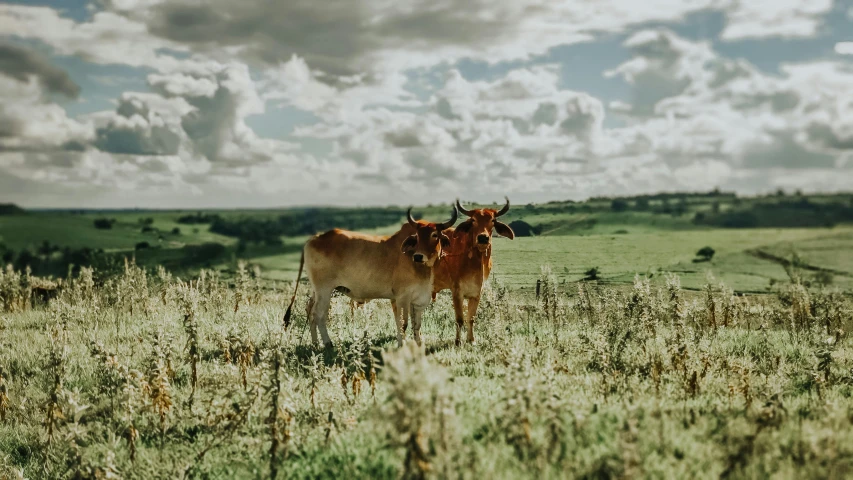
[
  {"left": 1, "top": 263, "right": 852, "bottom": 479},
  {"left": 244, "top": 226, "right": 853, "bottom": 294},
  {"left": 2, "top": 193, "right": 853, "bottom": 478},
  {"left": 0, "top": 212, "right": 234, "bottom": 252},
  {"left": 3, "top": 192, "right": 852, "bottom": 294}
]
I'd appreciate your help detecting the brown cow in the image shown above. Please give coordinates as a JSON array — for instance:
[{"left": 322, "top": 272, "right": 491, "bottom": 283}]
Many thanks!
[
  {"left": 431, "top": 197, "right": 514, "bottom": 345},
  {"left": 283, "top": 207, "right": 457, "bottom": 348}
]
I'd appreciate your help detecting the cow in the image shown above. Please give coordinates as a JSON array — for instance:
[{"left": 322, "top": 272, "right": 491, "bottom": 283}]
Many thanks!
[
  {"left": 283, "top": 207, "right": 458, "bottom": 348},
  {"left": 430, "top": 197, "right": 515, "bottom": 346}
]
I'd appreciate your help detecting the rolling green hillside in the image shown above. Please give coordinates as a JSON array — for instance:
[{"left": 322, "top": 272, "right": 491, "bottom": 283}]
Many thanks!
[{"left": 2, "top": 192, "right": 852, "bottom": 294}]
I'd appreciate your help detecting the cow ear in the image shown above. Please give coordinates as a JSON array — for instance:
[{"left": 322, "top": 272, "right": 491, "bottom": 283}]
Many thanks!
[
  {"left": 439, "top": 233, "right": 451, "bottom": 248},
  {"left": 455, "top": 219, "right": 473, "bottom": 233},
  {"left": 494, "top": 221, "right": 515, "bottom": 239},
  {"left": 401, "top": 235, "right": 418, "bottom": 252}
]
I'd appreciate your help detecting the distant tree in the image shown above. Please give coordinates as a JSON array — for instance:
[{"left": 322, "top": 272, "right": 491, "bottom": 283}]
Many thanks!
[
  {"left": 711, "top": 201, "right": 720, "bottom": 213},
  {"left": 693, "top": 212, "right": 706, "bottom": 224},
  {"left": 584, "top": 267, "right": 599, "bottom": 281},
  {"left": 264, "top": 236, "right": 283, "bottom": 246},
  {"left": 507, "top": 220, "right": 536, "bottom": 237},
  {"left": 610, "top": 199, "right": 629, "bottom": 212},
  {"left": 141, "top": 226, "right": 155, "bottom": 233},
  {"left": 15, "top": 249, "right": 35, "bottom": 270},
  {"left": 2, "top": 249, "right": 14, "bottom": 265},
  {"left": 695, "top": 246, "right": 715, "bottom": 262},
  {"left": 171, "top": 227, "right": 181, "bottom": 235},
  {"left": 37, "top": 240, "right": 58, "bottom": 262},
  {"left": 634, "top": 198, "right": 650, "bottom": 210},
  {"left": 672, "top": 197, "right": 688, "bottom": 217},
  {"left": 721, "top": 211, "right": 759, "bottom": 228},
  {"left": 138, "top": 217, "right": 154, "bottom": 226},
  {"left": 0, "top": 203, "right": 25, "bottom": 215},
  {"left": 135, "top": 241, "right": 150, "bottom": 251},
  {"left": 776, "top": 188, "right": 785, "bottom": 197},
  {"left": 93, "top": 218, "right": 115, "bottom": 229}
]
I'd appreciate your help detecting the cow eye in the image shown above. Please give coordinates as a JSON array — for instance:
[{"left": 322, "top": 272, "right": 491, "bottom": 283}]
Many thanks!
[{"left": 431, "top": 231, "right": 438, "bottom": 238}]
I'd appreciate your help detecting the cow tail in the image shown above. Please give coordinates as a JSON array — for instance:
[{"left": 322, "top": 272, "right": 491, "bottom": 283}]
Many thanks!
[{"left": 283, "top": 248, "right": 305, "bottom": 329}]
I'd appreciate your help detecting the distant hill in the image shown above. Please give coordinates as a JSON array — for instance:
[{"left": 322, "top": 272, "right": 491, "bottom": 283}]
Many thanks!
[{"left": 0, "top": 203, "right": 25, "bottom": 215}]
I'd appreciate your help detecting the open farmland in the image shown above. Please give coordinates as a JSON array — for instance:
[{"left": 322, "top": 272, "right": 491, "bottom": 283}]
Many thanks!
[
  {"left": 244, "top": 226, "right": 853, "bottom": 294},
  {"left": 2, "top": 193, "right": 853, "bottom": 479}
]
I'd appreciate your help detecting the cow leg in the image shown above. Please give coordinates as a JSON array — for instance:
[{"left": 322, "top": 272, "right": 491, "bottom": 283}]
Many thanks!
[
  {"left": 395, "top": 301, "right": 410, "bottom": 348},
  {"left": 307, "top": 294, "right": 318, "bottom": 345},
  {"left": 312, "top": 290, "right": 334, "bottom": 348},
  {"left": 452, "top": 292, "right": 465, "bottom": 347},
  {"left": 466, "top": 295, "right": 481, "bottom": 345},
  {"left": 411, "top": 305, "right": 424, "bottom": 346},
  {"left": 390, "top": 300, "right": 408, "bottom": 334}
]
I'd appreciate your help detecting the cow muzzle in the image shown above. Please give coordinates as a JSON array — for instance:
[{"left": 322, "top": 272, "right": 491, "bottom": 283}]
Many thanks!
[
  {"left": 477, "top": 234, "right": 490, "bottom": 245},
  {"left": 413, "top": 253, "right": 425, "bottom": 263}
]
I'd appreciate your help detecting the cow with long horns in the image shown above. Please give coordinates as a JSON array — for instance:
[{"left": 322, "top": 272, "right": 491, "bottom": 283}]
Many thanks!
[
  {"left": 432, "top": 197, "right": 515, "bottom": 345},
  {"left": 283, "top": 207, "right": 458, "bottom": 348}
]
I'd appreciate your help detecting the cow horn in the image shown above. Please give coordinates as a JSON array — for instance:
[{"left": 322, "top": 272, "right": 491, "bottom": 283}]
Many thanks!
[
  {"left": 436, "top": 206, "right": 458, "bottom": 231},
  {"left": 495, "top": 196, "right": 510, "bottom": 217},
  {"left": 455, "top": 198, "right": 473, "bottom": 217},
  {"left": 407, "top": 207, "right": 417, "bottom": 227}
]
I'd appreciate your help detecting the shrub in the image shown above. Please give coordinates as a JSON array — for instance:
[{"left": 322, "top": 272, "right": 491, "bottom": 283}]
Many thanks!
[
  {"left": 93, "top": 218, "right": 115, "bottom": 230},
  {"left": 508, "top": 220, "right": 536, "bottom": 237},
  {"left": 610, "top": 199, "right": 629, "bottom": 212},
  {"left": 135, "top": 242, "right": 150, "bottom": 251},
  {"left": 695, "top": 246, "right": 715, "bottom": 262}
]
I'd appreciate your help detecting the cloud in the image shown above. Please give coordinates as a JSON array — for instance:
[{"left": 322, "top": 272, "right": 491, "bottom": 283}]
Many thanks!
[
  {"left": 0, "top": 2, "right": 849, "bottom": 207},
  {"left": 288, "top": 29, "right": 853, "bottom": 203},
  {"left": 150, "top": 60, "right": 297, "bottom": 165},
  {"left": 836, "top": 42, "right": 853, "bottom": 55},
  {"left": 291, "top": 64, "right": 616, "bottom": 199},
  {"left": 92, "top": 94, "right": 184, "bottom": 155},
  {"left": 87, "top": 59, "right": 296, "bottom": 168},
  {"left": 605, "top": 29, "right": 853, "bottom": 181},
  {"left": 0, "top": 4, "right": 186, "bottom": 69},
  {"left": 0, "top": 64, "right": 93, "bottom": 152},
  {"left": 105, "top": 0, "right": 727, "bottom": 80},
  {"left": 0, "top": 42, "right": 80, "bottom": 98},
  {"left": 720, "top": 0, "right": 834, "bottom": 41}
]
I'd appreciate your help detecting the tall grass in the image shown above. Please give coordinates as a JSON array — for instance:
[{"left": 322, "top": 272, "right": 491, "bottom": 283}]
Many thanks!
[{"left": 0, "top": 262, "right": 852, "bottom": 479}]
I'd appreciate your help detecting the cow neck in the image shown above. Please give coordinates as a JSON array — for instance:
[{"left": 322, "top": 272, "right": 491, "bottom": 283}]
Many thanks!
[{"left": 450, "top": 232, "right": 490, "bottom": 261}]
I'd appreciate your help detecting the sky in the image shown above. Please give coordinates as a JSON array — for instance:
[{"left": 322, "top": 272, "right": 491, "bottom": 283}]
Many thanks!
[{"left": 0, "top": 0, "right": 852, "bottom": 209}]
